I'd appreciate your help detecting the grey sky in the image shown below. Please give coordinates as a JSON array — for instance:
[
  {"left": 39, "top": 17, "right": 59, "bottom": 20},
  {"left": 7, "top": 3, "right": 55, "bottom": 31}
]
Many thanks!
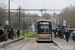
[{"left": 3, "top": 0, "right": 75, "bottom": 15}]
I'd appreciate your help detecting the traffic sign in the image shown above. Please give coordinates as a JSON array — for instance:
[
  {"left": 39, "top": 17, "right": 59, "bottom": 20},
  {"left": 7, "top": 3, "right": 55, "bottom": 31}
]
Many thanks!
[
  {"left": 63, "top": 19, "right": 66, "bottom": 26},
  {"left": 6, "top": 19, "right": 9, "bottom": 25}
]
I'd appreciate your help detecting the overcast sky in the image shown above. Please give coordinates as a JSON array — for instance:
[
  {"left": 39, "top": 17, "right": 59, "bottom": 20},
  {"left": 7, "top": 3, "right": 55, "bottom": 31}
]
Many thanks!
[{"left": 2, "top": 0, "right": 75, "bottom": 15}]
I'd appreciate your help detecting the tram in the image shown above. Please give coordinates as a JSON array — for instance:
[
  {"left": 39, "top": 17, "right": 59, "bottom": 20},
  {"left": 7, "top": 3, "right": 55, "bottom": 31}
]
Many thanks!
[{"left": 36, "top": 19, "right": 52, "bottom": 42}]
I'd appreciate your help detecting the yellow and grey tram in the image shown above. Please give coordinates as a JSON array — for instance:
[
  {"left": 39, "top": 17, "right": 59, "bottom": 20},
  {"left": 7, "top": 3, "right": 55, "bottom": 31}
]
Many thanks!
[{"left": 36, "top": 19, "right": 52, "bottom": 42}]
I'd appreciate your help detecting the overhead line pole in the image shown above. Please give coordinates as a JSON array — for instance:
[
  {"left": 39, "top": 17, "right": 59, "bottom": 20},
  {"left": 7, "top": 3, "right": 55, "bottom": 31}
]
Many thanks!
[
  {"left": 19, "top": 6, "right": 20, "bottom": 30},
  {"left": 23, "top": 13, "right": 25, "bottom": 36},
  {"left": 8, "top": 0, "right": 11, "bottom": 28},
  {"left": 70, "top": 10, "right": 71, "bottom": 33},
  {"left": 27, "top": 15, "right": 28, "bottom": 35}
]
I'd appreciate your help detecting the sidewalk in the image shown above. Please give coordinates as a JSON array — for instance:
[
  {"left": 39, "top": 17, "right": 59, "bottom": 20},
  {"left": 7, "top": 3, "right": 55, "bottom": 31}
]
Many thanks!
[
  {"left": 53, "top": 37, "right": 75, "bottom": 50},
  {"left": 0, "top": 37, "right": 24, "bottom": 48}
]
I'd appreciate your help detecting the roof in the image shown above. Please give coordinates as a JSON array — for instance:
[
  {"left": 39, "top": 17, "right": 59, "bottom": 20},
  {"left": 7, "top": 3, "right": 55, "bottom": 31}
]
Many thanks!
[{"left": 37, "top": 19, "right": 51, "bottom": 21}]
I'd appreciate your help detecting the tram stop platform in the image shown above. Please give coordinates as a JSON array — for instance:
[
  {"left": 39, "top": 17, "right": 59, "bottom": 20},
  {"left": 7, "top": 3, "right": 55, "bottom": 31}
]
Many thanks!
[
  {"left": 0, "top": 37, "right": 24, "bottom": 48},
  {"left": 53, "top": 37, "right": 75, "bottom": 50}
]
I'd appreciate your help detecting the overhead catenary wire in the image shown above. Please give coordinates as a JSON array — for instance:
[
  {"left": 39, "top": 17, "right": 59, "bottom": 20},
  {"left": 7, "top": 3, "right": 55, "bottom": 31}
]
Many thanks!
[
  {"left": 23, "top": 0, "right": 37, "bottom": 9},
  {"left": 22, "top": 0, "right": 42, "bottom": 9},
  {"left": 23, "top": 0, "right": 29, "bottom": 35},
  {"left": 0, "top": 0, "right": 5, "bottom": 3},
  {"left": 24, "top": 4, "right": 38, "bottom": 8},
  {"left": 23, "top": 3, "right": 40, "bottom": 8},
  {"left": 23, "top": 0, "right": 43, "bottom": 7},
  {"left": 11, "top": 0, "right": 24, "bottom": 8},
  {"left": 23, "top": 0, "right": 26, "bottom": 8},
  {"left": 13, "top": 0, "right": 43, "bottom": 8},
  {"left": 11, "top": 0, "right": 42, "bottom": 9},
  {"left": 41, "top": 0, "right": 47, "bottom": 19},
  {"left": 43, "top": 0, "right": 47, "bottom": 9},
  {"left": 12, "top": 0, "right": 41, "bottom": 9}
]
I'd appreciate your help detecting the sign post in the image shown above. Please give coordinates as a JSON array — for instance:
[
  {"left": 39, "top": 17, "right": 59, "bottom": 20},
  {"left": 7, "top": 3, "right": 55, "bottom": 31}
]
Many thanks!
[
  {"left": 6, "top": 19, "right": 9, "bottom": 25},
  {"left": 63, "top": 19, "right": 66, "bottom": 26}
]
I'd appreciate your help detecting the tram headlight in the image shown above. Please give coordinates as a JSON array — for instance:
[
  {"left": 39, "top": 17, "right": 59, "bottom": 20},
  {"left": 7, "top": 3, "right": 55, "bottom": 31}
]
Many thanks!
[
  {"left": 37, "top": 34, "right": 39, "bottom": 36},
  {"left": 49, "top": 34, "right": 51, "bottom": 36}
]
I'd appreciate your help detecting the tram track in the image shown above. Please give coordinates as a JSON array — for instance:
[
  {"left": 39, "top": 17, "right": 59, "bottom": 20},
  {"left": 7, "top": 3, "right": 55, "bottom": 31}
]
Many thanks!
[
  {"left": 36, "top": 42, "right": 61, "bottom": 50},
  {"left": 19, "top": 39, "right": 35, "bottom": 50},
  {"left": 49, "top": 43, "right": 54, "bottom": 50},
  {"left": 2, "top": 39, "right": 33, "bottom": 50},
  {"left": 2, "top": 39, "right": 63, "bottom": 50},
  {"left": 3, "top": 39, "right": 24, "bottom": 50},
  {"left": 49, "top": 43, "right": 61, "bottom": 50},
  {"left": 36, "top": 43, "right": 39, "bottom": 50}
]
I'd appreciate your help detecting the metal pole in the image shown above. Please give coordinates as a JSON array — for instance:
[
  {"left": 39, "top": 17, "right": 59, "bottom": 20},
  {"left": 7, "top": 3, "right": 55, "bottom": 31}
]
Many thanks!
[
  {"left": 27, "top": 17, "right": 29, "bottom": 35},
  {"left": 23, "top": 13, "right": 25, "bottom": 36},
  {"left": 8, "top": 0, "right": 10, "bottom": 27},
  {"left": 42, "top": 12, "right": 44, "bottom": 19},
  {"left": 17, "top": 9, "right": 18, "bottom": 30},
  {"left": 19, "top": 6, "right": 20, "bottom": 30},
  {"left": 43, "top": 10, "right": 46, "bottom": 19},
  {"left": 29, "top": 17, "right": 30, "bottom": 34},
  {"left": 70, "top": 11, "right": 71, "bottom": 33},
  {"left": 35, "top": 21, "right": 36, "bottom": 32},
  {"left": 56, "top": 17, "right": 57, "bottom": 26},
  {"left": 40, "top": 10, "right": 43, "bottom": 19},
  {"left": 59, "top": 16, "right": 60, "bottom": 25},
  {"left": 27, "top": 16, "right": 28, "bottom": 35},
  {"left": 43, "top": 16, "right": 44, "bottom": 19}
]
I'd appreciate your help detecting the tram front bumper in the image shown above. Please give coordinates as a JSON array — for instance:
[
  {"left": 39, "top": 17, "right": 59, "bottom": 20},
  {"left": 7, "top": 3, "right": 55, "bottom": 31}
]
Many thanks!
[{"left": 36, "top": 36, "right": 51, "bottom": 41}]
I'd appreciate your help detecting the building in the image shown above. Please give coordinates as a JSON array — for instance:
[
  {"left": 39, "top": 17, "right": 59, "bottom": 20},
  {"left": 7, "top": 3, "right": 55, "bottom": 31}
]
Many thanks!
[{"left": 50, "top": 12, "right": 60, "bottom": 28}]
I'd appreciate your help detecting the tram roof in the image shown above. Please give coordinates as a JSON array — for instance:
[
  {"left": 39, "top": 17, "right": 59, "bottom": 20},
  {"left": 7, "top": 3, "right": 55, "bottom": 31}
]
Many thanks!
[{"left": 37, "top": 19, "right": 51, "bottom": 22}]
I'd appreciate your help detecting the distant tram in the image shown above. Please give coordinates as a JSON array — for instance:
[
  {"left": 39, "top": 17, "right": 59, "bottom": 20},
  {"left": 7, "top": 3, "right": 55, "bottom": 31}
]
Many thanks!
[{"left": 36, "top": 19, "right": 52, "bottom": 42}]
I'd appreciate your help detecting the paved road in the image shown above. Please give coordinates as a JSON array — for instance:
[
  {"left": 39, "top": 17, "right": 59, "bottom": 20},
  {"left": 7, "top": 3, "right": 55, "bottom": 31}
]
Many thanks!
[
  {"left": 53, "top": 37, "right": 75, "bottom": 50},
  {"left": 20, "top": 40, "right": 61, "bottom": 50},
  {"left": 0, "top": 38, "right": 35, "bottom": 50},
  {"left": 0, "top": 38, "right": 61, "bottom": 50}
]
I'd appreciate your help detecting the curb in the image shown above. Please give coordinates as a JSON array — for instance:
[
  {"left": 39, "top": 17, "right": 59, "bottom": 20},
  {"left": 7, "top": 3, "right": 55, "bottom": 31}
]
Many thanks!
[
  {"left": 0, "top": 37, "right": 24, "bottom": 48},
  {"left": 53, "top": 40, "right": 65, "bottom": 50}
]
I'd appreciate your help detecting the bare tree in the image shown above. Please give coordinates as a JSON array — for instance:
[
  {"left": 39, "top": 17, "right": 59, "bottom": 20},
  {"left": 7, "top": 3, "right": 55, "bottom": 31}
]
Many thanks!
[
  {"left": 0, "top": 3, "right": 6, "bottom": 24},
  {"left": 60, "top": 5, "right": 75, "bottom": 27},
  {"left": 44, "top": 13, "right": 51, "bottom": 19}
]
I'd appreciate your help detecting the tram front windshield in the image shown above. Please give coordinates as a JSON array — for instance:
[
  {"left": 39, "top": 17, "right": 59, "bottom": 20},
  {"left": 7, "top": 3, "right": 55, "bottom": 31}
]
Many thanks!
[{"left": 38, "top": 24, "right": 50, "bottom": 34}]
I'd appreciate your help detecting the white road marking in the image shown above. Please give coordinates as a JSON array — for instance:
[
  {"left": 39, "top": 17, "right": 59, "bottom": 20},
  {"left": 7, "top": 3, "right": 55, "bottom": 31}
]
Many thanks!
[
  {"left": 36, "top": 43, "right": 39, "bottom": 50},
  {"left": 56, "top": 41, "right": 62, "bottom": 45},
  {"left": 50, "top": 43, "right": 61, "bottom": 50},
  {"left": 53, "top": 40, "right": 65, "bottom": 50}
]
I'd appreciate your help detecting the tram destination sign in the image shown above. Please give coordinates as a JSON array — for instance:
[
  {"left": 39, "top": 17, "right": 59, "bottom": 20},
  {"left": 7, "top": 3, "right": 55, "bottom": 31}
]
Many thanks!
[{"left": 40, "top": 22, "right": 49, "bottom": 24}]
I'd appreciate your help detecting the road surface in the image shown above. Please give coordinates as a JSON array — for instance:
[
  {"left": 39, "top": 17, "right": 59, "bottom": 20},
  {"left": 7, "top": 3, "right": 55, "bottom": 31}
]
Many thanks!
[{"left": 0, "top": 38, "right": 61, "bottom": 50}]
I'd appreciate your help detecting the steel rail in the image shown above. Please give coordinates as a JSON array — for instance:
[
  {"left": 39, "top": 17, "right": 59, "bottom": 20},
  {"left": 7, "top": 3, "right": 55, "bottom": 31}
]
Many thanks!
[
  {"left": 36, "top": 43, "right": 39, "bottom": 50},
  {"left": 3, "top": 39, "right": 27, "bottom": 50}
]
